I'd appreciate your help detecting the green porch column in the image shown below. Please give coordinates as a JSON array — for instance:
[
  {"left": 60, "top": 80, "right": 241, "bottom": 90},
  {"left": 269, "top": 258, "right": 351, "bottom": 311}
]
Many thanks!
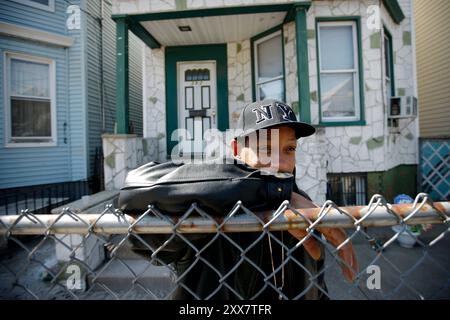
[
  {"left": 295, "top": 5, "right": 311, "bottom": 123},
  {"left": 116, "top": 18, "right": 129, "bottom": 134}
]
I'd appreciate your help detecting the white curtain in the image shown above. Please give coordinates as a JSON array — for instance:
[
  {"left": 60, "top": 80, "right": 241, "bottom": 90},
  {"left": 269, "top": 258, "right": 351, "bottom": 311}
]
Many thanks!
[
  {"left": 11, "top": 58, "right": 49, "bottom": 98},
  {"left": 320, "top": 74, "right": 355, "bottom": 117},
  {"left": 258, "top": 80, "right": 284, "bottom": 101},
  {"left": 257, "top": 34, "right": 283, "bottom": 81},
  {"left": 256, "top": 33, "right": 284, "bottom": 100},
  {"left": 9, "top": 58, "right": 51, "bottom": 138},
  {"left": 319, "top": 24, "right": 357, "bottom": 119},
  {"left": 319, "top": 25, "right": 354, "bottom": 70}
]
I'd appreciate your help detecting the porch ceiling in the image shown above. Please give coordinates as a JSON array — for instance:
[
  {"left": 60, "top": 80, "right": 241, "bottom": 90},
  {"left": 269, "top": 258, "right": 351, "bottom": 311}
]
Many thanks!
[
  {"left": 112, "top": 2, "right": 312, "bottom": 48},
  {"left": 140, "top": 12, "right": 286, "bottom": 46}
]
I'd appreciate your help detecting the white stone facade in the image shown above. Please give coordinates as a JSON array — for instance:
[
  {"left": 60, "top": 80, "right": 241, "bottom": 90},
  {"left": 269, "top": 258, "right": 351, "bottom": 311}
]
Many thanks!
[
  {"left": 227, "top": 40, "right": 253, "bottom": 129},
  {"left": 55, "top": 234, "right": 105, "bottom": 270},
  {"left": 112, "top": 0, "right": 418, "bottom": 204},
  {"left": 143, "top": 47, "right": 167, "bottom": 162},
  {"left": 102, "top": 134, "right": 158, "bottom": 190},
  {"left": 308, "top": 1, "right": 417, "bottom": 179}
]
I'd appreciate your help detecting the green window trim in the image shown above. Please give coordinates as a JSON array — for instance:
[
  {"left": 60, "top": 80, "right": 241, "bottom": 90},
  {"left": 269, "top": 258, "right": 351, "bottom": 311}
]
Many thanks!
[
  {"left": 165, "top": 44, "right": 229, "bottom": 155},
  {"left": 112, "top": 2, "right": 311, "bottom": 22},
  {"left": 127, "top": 19, "right": 161, "bottom": 49},
  {"left": 116, "top": 18, "right": 129, "bottom": 134},
  {"left": 383, "top": 26, "right": 395, "bottom": 97},
  {"left": 250, "top": 24, "right": 286, "bottom": 103},
  {"left": 318, "top": 120, "right": 366, "bottom": 127},
  {"left": 295, "top": 6, "right": 311, "bottom": 124},
  {"left": 112, "top": 2, "right": 312, "bottom": 50},
  {"left": 315, "top": 16, "right": 366, "bottom": 127},
  {"left": 382, "top": 0, "right": 405, "bottom": 24}
]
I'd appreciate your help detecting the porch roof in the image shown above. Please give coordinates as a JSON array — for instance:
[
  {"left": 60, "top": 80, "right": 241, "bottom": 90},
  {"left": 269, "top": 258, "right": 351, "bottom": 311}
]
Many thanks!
[
  {"left": 112, "top": 2, "right": 314, "bottom": 135},
  {"left": 111, "top": 2, "right": 311, "bottom": 49}
]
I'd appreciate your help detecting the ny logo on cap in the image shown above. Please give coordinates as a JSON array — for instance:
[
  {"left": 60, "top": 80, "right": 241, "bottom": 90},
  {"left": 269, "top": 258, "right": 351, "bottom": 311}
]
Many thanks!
[
  {"left": 276, "top": 102, "right": 294, "bottom": 121},
  {"left": 252, "top": 104, "right": 273, "bottom": 123},
  {"left": 252, "top": 102, "right": 294, "bottom": 124}
]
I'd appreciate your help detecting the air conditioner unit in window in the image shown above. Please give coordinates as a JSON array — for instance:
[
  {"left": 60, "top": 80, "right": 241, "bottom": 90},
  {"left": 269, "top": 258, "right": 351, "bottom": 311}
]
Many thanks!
[{"left": 389, "top": 96, "right": 418, "bottom": 119}]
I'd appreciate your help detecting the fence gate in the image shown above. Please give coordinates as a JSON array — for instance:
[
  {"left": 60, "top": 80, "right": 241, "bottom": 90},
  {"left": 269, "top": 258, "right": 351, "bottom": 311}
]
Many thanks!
[{"left": 419, "top": 138, "right": 450, "bottom": 201}]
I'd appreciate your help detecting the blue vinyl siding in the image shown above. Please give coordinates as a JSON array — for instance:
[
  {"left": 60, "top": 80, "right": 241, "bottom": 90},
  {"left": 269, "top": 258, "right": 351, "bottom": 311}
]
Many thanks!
[
  {"left": 86, "top": 0, "right": 109, "bottom": 178},
  {"left": 0, "top": 0, "right": 143, "bottom": 188},
  {"left": 0, "top": 0, "right": 88, "bottom": 188},
  {"left": 67, "top": 0, "right": 88, "bottom": 181},
  {"left": 128, "top": 32, "right": 143, "bottom": 137},
  {"left": 0, "top": 0, "right": 67, "bottom": 35},
  {"left": 0, "top": 37, "right": 72, "bottom": 188}
]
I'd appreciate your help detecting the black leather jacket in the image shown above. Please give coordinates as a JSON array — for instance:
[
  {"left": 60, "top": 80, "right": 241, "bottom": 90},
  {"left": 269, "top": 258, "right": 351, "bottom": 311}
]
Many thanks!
[{"left": 119, "top": 160, "right": 328, "bottom": 300}]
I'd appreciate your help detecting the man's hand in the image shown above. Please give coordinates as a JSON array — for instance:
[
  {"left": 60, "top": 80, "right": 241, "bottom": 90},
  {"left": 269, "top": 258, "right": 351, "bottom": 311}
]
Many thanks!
[{"left": 284, "top": 192, "right": 359, "bottom": 283}]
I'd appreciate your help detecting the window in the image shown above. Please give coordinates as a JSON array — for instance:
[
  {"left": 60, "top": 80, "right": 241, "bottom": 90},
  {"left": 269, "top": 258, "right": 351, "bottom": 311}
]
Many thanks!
[
  {"left": 4, "top": 52, "right": 56, "bottom": 147},
  {"left": 185, "top": 68, "right": 210, "bottom": 81},
  {"left": 327, "top": 173, "right": 367, "bottom": 206},
  {"left": 317, "top": 20, "right": 362, "bottom": 123},
  {"left": 253, "top": 30, "right": 284, "bottom": 101},
  {"left": 383, "top": 27, "right": 395, "bottom": 101},
  {"left": 11, "top": 0, "right": 55, "bottom": 12}
]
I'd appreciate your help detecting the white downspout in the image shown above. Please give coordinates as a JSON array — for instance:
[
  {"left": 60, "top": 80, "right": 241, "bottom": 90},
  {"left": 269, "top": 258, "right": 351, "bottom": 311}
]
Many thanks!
[{"left": 410, "top": 0, "right": 420, "bottom": 165}]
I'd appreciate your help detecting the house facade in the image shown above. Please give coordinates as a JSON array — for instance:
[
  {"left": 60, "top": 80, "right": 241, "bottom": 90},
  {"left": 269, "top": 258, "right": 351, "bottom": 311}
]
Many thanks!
[
  {"left": 414, "top": 0, "right": 450, "bottom": 201},
  {"left": 109, "top": 0, "right": 419, "bottom": 205},
  {"left": 0, "top": 0, "right": 143, "bottom": 210}
]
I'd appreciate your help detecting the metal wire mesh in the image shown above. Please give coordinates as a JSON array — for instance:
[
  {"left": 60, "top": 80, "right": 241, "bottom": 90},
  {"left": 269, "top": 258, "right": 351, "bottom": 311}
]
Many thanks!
[{"left": 0, "top": 193, "right": 449, "bottom": 300}]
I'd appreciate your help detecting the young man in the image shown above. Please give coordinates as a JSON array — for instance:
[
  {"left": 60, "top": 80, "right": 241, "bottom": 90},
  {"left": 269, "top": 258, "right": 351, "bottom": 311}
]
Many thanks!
[
  {"left": 231, "top": 100, "right": 357, "bottom": 284},
  {"left": 119, "top": 99, "right": 357, "bottom": 300}
]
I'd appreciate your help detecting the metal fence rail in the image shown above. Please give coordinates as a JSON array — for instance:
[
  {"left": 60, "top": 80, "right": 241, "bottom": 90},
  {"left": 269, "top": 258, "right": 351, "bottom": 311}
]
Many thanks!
[
  {"left": 0, "top": 180, "right": 92, "bottom": 216},
  {"left": 0, "top": 193, "right": 449, "bottom": 300}
]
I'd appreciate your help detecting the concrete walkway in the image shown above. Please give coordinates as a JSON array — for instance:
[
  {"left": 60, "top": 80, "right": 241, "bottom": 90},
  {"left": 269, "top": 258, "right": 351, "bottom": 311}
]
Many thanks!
[
  {"left": 324, "top": 224, "right": 450, "bottom": 299},
  {"left": 1, "top": 224, "right": 448, "bottom": 299}
]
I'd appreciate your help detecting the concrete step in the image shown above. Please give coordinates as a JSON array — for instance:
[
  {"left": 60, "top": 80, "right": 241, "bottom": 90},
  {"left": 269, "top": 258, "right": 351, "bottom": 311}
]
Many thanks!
[
  {"left": 105, "top": 235, "right": 150, "bottom": 260},
  {"left": 51, "top": 190, "right": 119, "bottom": 214},
  {"left": 88, "top": 258, "right": 175, "bottom": 296},
  {"left": 86, "top": 229, "right": 175, "bottom": 297}
]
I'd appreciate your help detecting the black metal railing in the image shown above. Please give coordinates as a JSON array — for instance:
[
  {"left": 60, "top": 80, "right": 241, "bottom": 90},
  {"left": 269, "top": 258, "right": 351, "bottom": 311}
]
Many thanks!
[{"left": 0, "top": 180, "right": 93, "bottom": 216}]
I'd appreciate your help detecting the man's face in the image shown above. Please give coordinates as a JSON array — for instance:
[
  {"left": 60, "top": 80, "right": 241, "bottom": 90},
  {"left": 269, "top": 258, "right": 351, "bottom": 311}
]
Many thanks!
[{"left": 233, "top": 125, "right": 297, "bottom": 174}]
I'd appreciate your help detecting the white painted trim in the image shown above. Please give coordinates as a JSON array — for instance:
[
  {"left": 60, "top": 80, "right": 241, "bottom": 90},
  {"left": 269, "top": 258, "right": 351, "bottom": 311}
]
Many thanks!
[
  {"left": 0, "top": 21, "right": 73, "bottom": 48},
  {"left": 10, "top": 0, "right": 55, "bottom": 12},
  {"left": 320, "top": 69, "right": 358, "bottom": 74},
  {"left": 256, "top": 75, "right": 284, "bottom": 85},
  {"left": 317, "top": 21, "right": 361, "bottom": 122},
  {"left": 3, "top": 51, "right": 57, "bottom": 148},
  {"left": 410, "top": 0, "right": 420, "bottom": 164}
]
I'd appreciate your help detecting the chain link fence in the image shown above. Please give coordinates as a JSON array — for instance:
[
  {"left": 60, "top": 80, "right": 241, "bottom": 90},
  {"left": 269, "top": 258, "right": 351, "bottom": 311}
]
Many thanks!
[{"left": 0, "top": 193, "right": 449, "bottom": 300}]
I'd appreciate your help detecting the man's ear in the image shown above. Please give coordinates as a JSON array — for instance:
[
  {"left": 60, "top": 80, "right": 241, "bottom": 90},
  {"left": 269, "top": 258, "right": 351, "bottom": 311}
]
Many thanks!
[{"left": 231, "top": 139, "right": 239, "bottom": 157}]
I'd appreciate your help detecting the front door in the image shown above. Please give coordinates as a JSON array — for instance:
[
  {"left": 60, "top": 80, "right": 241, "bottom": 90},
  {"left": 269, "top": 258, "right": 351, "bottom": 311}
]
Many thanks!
[{"left": 177, "top": 61, "right": 217, "bottom": 157}]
